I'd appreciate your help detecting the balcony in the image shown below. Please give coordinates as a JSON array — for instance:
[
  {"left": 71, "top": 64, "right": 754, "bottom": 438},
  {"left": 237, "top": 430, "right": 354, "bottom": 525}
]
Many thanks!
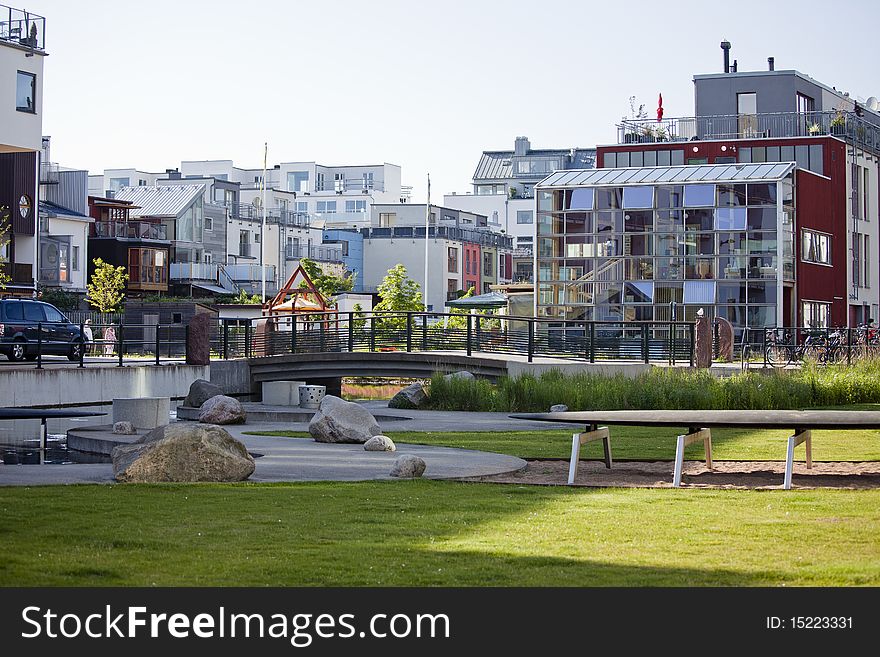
[
  {"left": 232, "top": 203, "right": 310, "bottom": 228},
  {"left": 0, "top": 5, "right": 45, "bottom": 50},
  {"left": 39, "top": 161, "right": 59, "bottom": 185},
  {"left": 94, "top": 221, "right": 168, "bottom": 241},
  {"left": 170, "top": 262, "right": 219, "bottom": 282},
  {"left": 284, "top": 244, "right": 343, "bottom": 262},
  {"left": 225, "top": 264, "right": 276, "bottom": 286},
  {"left": 513, "top": 246, "right": 533, "bottom": 258},
  {"left": 359, "top": 225, "right": 514, "bottom": 250},
  {"left": 616, "top": 111, "right": 880, "bottom": 154}
]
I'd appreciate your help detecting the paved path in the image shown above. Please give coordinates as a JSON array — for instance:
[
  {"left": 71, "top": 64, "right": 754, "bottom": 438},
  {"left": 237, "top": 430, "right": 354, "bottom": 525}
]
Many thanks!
[{"left": 0, "top": 415, "right": 533, "bottom": 486}]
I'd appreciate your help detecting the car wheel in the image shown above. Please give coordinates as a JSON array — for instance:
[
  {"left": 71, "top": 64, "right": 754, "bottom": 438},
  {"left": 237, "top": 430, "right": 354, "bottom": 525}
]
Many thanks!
[
  {"left": 67, "top": 340, "right": 83, "bottom": 361},
  {"left": 9, "top": 341, "right": 26, "bottom": 362}
]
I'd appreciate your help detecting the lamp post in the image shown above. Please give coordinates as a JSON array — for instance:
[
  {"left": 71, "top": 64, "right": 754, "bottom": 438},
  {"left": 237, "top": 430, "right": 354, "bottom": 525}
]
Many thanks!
[
  {"left": 423, "top": 173, "right": 430, "bottom": 312},
  {"left": 260, "top": 142, "right": 267, "bottom": 303}
]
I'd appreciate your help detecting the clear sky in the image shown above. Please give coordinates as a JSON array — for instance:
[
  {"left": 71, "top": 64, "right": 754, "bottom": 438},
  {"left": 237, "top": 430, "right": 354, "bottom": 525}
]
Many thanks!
[{"left": 35, "top": 0, "right": 880, "bottom": 200}]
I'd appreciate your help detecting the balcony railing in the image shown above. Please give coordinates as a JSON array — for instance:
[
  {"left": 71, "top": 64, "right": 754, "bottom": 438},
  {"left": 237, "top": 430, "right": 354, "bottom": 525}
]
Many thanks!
[
  {"left": 285, "top": 244, "right": 343, "bottom": 262},
  {"left": 94, "top": 221, "right": 168, "bottom": 241},
  {"left": 360, "top": 225, "right": 514, "bottom": 250},
  {"left": 225, "top": 264, "right": 276, "bottom": 285},
  {"left": 513, "top": 246, "right": 533, "bottom": 258},
  {"left": 170, "top": 262, "right": 220, "bottom": 281},
  {"left": 232, "top": 203, "right": 310, "bottom": 228},
  {"left": 617, "top": 111, "right": 880, "bottom": 154},
  {"left": 39, "top": 161, "right": 59, "bottom": 185},
  {"left": 0, "top": 5, "right": 45, "bottom": 50}
]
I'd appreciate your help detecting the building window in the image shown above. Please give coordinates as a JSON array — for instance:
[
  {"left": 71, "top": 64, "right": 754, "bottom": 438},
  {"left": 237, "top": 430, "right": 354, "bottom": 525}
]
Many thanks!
[
  {"left": 109, "top": 177, "right": 130, "bottom": 192},
  {"left": 316, "top": 172, "right": 325, "bottom": 192},
  {"left": 16, "top": 71, "right": 36, "bottom": 113},
  {"left": 72, "top": 245, "right": 79, "bottom": 271},
  {"left": 447, "top": 247, "right": 458, "bottom": 273},
  {"left": 254, "top": 232, "right": 260, "bottom": 243},
  {"left": 516, "top": 210, "right": 534, "bottom": 224},
  {"left": 128, "top": 248, "right": 168, "bottom": 287},
  {"left": 737, "top": 92, "right": 757, "bottom": 136},
  {"left": 316, "top": 200, "right": 337, "bottom": 213},
  {"left": 204, "top": 216, "right": 213, "bottom": 231},
  {"left": 287, "top": 172, "right": 309, "bottom": 193},
  {"left": 378, "top": 213, "right": 396, "bottom": 227},
  {"left": 447, "top": 279, "right": 458, "bottom": 300},
  {"left": 345, "top": 200, "right": 367, "bottom": 213},
  {"left": 483, "top": 252, "right": 493, "bottom": 277},
  {"left": 363, "top": 173, "right": 374, "bottom": 190},
  {"left": 802, "top": 301, "right": 830, "bottom": 329},
  {"left": 204, "top": 252, "right": 213, "bottom": 264},
  {"left": 801, "top": 230, "right": 830, "bottom": 265}
]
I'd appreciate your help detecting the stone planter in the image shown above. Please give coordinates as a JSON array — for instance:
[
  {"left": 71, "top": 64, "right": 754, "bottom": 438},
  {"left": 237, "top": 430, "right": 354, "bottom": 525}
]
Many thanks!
[{"left": 299, "top": 385, "right": 326, "bottom": 409}]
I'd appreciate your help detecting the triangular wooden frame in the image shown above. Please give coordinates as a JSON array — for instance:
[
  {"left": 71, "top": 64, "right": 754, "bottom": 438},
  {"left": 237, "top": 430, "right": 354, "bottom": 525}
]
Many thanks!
[{"left": 266, "top": 263, "right": 336, "bottom": 315}]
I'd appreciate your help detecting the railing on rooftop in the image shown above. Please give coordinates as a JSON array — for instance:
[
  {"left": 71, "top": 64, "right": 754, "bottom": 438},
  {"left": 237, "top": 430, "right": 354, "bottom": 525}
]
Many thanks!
[
  {"left": 169, "top": 262, "right": 220, "bottom": 282},
  {"left": 39, "top": 162, "right": 59, "bottom": 185},
  {"left": 0, "top": 5, "right": 45, "bottom": 50},
  {"left": 617, "top": 111, "right": 880, "bottom": 154},
  {"left": 94, "top": 221, "right": 168, "bottom": 241},
  {"left": 232, "top": 203, "right": 310, "bottom": 228},
  {"left": 284, "top": 244, "right": 343, "bottom": 262},
  {"left": 360, "top": 225, "right": 514, "bottom": 249},
  {"left": 225, "top": 263, "right": 276, "bottom": 285}
]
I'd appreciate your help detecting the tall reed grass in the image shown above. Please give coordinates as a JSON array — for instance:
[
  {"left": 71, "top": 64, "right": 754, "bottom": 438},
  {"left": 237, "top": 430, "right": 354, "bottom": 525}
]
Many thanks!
[{"left": 427, "top": 359, "right": 880, "bottom": 412}]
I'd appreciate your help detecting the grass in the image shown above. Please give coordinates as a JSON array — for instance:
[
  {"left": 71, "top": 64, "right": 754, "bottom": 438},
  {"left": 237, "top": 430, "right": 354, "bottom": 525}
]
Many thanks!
[
  {"left": 1, "top": 481, "right": 878, "bottom": 587},
  {"left": 426, "top": 359, "right": 880, "bottom": 412},
  {"left": 253, "top": 402, "right": 880, "bottom": 461}
]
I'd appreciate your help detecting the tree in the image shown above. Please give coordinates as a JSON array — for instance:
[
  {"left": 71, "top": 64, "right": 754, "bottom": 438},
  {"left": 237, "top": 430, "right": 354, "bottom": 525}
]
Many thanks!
[
  {"left": 373, "top": 264, "right": 424, "bottom": 329},
  {"left": 299, "top": 257, "right": 354, "bottom": 301},
  {"left": 0, "top": 207, "right": 10, "bottom": 290},
  {"left": 86, "top": 258, "right": 128, "bottom": 313}
]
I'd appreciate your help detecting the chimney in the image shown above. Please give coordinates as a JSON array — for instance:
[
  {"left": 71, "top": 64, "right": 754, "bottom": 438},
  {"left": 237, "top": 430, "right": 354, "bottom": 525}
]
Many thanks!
[
  {"left": 720, "top": 40, "right": 731, "bottom": 73},
  {"left": 768, "top": 56, "right": 775, "bottom": 71},
  {"left": 165, "top": 168, "right": 181, "bottom": 179},
  {"left": 732, "top": 59, "right": 738, "bottom": 73},
  {"left": 514, "top": 136, "right": 530, "bottom": 156}
]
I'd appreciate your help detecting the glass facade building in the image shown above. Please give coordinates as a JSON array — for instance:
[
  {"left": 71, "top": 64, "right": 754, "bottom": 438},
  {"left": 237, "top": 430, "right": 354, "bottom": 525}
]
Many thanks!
[{"left": 535, "top": 163, "right": 796, "bottom": 330}]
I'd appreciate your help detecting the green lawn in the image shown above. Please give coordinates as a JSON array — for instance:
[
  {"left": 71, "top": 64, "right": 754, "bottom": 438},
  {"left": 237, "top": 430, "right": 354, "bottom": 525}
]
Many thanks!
[
  {"left": 252, "top": 423, "right": 880, "bottom": 461},
  {"left": 1, "top": 482, "right": 878, "bottom": 586}
]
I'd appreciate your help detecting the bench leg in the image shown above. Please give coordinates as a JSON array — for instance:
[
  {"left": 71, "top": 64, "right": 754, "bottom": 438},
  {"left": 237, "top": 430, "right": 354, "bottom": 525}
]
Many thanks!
[
  {"left": 704, "top": 434, "right": 713, "bottom": 470},
  {"left": 568, "top": 433, "right": 580, "bottom": 485},
  {"left": 784, "top": 430, "right": 811, "bottom": 489},
  {"left": 673, "top": 434, "right": 686, "bottom": 488},
  {"left": 602, "top": 436, "right": 613, "bottom": 469}
]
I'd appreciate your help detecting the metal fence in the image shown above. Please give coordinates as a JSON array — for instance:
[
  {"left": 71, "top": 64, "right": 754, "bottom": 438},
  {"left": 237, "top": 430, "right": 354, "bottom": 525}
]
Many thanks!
[
  {"left": 213, "top": 312, "right": 695, "bottom": 365},
  {"left": 739, "top": 326, "right": 880, "bottom": 368}
]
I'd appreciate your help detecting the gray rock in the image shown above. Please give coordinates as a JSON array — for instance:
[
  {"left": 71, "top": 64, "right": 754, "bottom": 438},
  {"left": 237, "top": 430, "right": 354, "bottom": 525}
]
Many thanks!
[
  {"left": 112, "top": 423, "right": 255, "bottom": 483},
  {"left": 444, "top": 371, "right": 475, "bottom": 382},
  {"left": 112, "top": 421, "right": 136, "bottom": 435},
  {"left": 198, "top": 395, "right": 247, "bottom": 425},
  {"left": 309, "top": 395, "right": 381, "bottom": 444},
  {"left": 364, "top": 435, "right": 396, "bottom": 452},
  {"left": 184, "top": 379, "right": 223, "bottom": 409},
  {"left": 390, "top": 454, "right": 426, "bottom": 478},
  {"left": 550, "top": 404, "right": 569, "bottom": 413},
  {"left": 388, "top": 383, "right": 428, "bottom": 409}
]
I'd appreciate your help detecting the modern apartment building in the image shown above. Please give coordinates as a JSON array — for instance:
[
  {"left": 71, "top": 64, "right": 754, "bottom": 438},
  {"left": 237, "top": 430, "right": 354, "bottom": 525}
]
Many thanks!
[
  {"left": 535, "top": 49, "right": 880, "bottom": 332},
  {"left": 444, "top": 136, "right": 596, "bottom": 283},
  {"left": 358, "top": 204, "right": 514, "bottom": 312},
  {"left": 0, "top": 5, "right": 46, "bottom": 295}
]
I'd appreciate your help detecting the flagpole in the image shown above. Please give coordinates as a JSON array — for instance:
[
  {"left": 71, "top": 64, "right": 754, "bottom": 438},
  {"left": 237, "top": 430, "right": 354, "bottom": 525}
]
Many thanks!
[
  {"left": 424, "top": 173, "right": 430, "bottom": 313},
  {"left": 261, "top": 142, "right": 267, "bottom": 304}
]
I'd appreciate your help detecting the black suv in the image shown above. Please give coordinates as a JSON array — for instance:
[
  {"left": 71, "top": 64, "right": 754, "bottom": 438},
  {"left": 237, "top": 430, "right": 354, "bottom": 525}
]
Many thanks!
[{"left": 0, "top": 299, "right": 85, "bottom": 361}]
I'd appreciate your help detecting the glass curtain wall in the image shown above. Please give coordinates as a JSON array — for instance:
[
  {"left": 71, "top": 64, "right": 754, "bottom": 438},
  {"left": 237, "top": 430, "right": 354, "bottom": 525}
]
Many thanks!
[{"left": 536, "top": 176, "right": 792, "bottom": 329}]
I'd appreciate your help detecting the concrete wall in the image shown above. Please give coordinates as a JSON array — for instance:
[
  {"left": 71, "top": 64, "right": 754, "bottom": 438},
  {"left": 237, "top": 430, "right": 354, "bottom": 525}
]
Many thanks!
[
  {"left": 0, "top": 364, "right": 209, "bottom": 408},
  {"left": 208, "top": 358, "right": 252, "bottom": 396}
]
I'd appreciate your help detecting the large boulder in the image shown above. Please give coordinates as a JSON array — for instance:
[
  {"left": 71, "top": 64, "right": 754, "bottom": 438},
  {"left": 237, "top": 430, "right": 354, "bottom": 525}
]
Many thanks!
[
  {"left": 364, "top": 435, "right": 396, "bottom": 452},
  {"left": 309, "top": 395, "right": 381, "bottom": 444},
  {"left": 388, "top": 383, "right": 428, "bottom": 409},
  {"left": 390, "top": 455, "right": 426, "bottom": 478},
  {"left": 112, "top": 423, "right": 255, "bottom": 483},
  {"left": 198, "top": 395, "right": 247, "bottom": 425},
  {"left": 444, "top": 371, "right": 475, "bottom": 382},
  {"left": 184, "top": 379, "right": 223, "bottom": 409}
]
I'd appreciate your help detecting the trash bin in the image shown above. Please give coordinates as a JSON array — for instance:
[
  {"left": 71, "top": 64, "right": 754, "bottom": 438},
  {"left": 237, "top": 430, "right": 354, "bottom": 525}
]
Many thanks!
[{"left": 298, "top": 385, "right": 326, "bottom": 409}]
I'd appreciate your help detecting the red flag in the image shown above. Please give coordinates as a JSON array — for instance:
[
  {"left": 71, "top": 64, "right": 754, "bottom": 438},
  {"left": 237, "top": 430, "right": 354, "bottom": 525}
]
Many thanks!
[{"left": 657, "top": 93, "right": 664, "bottom": 122}]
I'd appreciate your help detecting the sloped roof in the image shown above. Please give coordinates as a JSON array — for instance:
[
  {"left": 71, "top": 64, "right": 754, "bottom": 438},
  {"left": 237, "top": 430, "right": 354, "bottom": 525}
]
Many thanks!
[
  {"left": 537, "top": 162, "right": 797, "bottom": 188},
  {"left": 473, "top": 148, "right": 597, "bottom": 182},
  {"left": 113, "top": 184, "right": 205, "bottom": 218}
]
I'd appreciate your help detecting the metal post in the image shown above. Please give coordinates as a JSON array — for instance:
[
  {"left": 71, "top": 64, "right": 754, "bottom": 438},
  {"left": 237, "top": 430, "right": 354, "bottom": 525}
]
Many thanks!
[
  {"left": 589, "top": 322, "right": 596, "bottom": 363},
  {"left": 348, "top": 312, "right": 354, "bottom": 352},
  {"left": 847, "top": 327, "right": 853, "bottom": 365},
  {"left": 422, "top": 314, "right": 428, "bottom": 351},
  {"left": 406, "top": 312, "right": 412, "bottom": 352},
  {"left": 466, "top": 313, "right": 472, "bottom": 357},
  {"left": 369, "top": 315, "right": 375, "bottom": 352},
  {"left": 36, "top": 322, "right": 42, "bottom": 369},
  {"left": 79, "top": 322, "right": 85, "bottom": 368},
  {"left": 475, "top": 314, "right": 481, "bottom": 352},
  {"left": 642, "top": 323, "right": 649, "bottom": 364},
  {"left": 244, "top": 322, "right": 251, "bottom": 359},
  {"left": 223, "top": 321, "right": 229, "bottom": 359},
  {"left": 320, "top": 318, "right": 326, "bottom": 353},
  {"left": 688, "top": 322, "right": 695, "bottom": 367},
  {"left": 527, "top": 319, "right": 534, "bottom": 363},
  {"left": 117, "top": 319, "right": 124, "bottom": 367},
  {"left": 291, "top": 317, "right": 298, "bottom": 354}
]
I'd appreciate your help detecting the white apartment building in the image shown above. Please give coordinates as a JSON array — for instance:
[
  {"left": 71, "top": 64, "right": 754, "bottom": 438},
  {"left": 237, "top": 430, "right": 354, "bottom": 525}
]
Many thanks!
[{"left": 1, "top": 6, "right": 47, "bottom": 294}]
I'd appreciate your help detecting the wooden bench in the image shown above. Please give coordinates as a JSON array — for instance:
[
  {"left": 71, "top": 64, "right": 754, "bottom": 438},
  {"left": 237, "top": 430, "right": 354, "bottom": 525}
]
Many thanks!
[{"left": 510, "top": 409, "right": 880, "bottom": 489}]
